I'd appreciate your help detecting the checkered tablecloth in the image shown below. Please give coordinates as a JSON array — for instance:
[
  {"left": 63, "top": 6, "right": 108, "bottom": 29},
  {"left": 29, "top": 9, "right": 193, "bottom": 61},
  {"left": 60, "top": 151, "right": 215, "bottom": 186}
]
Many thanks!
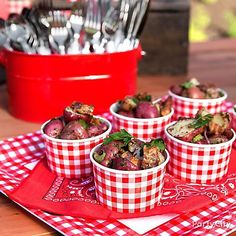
[{"left": 1, "top": 130, "right": 236, "bottom": 235}]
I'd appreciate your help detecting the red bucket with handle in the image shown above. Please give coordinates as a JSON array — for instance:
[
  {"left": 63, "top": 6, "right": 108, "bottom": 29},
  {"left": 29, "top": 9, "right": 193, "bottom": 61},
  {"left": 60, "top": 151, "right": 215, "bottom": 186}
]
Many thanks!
[{"left": 0, "top": 46, "right": 141, "bottom": 123}]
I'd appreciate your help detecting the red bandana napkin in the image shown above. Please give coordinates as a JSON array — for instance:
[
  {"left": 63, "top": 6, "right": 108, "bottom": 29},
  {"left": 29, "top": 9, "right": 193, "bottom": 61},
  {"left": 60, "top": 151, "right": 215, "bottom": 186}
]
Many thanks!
[{"left": 7, "top": 148, "right": 236, "bottom": 220}]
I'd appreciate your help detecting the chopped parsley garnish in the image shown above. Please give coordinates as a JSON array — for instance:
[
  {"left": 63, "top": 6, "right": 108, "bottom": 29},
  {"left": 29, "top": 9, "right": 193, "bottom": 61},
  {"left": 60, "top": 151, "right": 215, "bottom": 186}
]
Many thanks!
[
  {"left": 103, "top": 129, "right": 133, "bottom": 146},
  {"left": 181, "top": 81, "right": 194, "bottom": 89},
  {"left": 148, "top": 138, "right": 166, "bottom": 151},
  {"left": 189, "top": 114, "right": 213, "bottom": 129}
]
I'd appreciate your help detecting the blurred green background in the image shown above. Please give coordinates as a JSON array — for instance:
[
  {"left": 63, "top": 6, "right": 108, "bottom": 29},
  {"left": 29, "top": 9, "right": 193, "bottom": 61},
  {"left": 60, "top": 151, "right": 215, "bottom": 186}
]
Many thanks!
[{"left": 190, "top": 0, "right": 236, "bottom": 42}]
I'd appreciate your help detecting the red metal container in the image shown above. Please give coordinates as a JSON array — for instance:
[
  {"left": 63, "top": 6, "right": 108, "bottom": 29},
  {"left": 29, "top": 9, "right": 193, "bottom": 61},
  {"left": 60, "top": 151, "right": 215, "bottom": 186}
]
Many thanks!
[{"left": 0, "top": 47, "right": 141, "bottom": 123}]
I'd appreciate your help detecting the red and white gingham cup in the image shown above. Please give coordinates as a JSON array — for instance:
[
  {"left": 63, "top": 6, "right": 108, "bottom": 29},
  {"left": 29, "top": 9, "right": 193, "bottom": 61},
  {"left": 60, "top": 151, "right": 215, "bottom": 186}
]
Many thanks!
[
  {"left": 164, "top": 122, "right": 236, "bottom": 184},
  {"left": 41, "top": 117, "right": 112, "bottom": 179},
  {"left": 168, "top": 89, "right": 227, "bottom": 120},
  {"left": 90, "top": 144, "right": 170, "bottom": 213},
  {"left": 110, "top": 101, "right": 174, "bottom": 140}
]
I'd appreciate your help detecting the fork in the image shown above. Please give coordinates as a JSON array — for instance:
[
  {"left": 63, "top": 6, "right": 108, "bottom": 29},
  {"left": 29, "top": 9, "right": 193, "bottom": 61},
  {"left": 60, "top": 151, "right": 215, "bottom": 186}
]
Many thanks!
[
  {"left": 100, "top": 6, "right": 119, "bottom": 52},
  {"left": 67, "top": 1, "right": 86, "bottom": 54},
  {"left": 115, "top": 0, "right": 131, "bottom": 51},
  {"left": 83, "top": 0, "right": 102, "bottom": 53},
  {"left": 130, "top": 0, "right": 150, "bottom": 48},
  {"left": 49, "top": 11, "right": 71, "bottom": 54}
]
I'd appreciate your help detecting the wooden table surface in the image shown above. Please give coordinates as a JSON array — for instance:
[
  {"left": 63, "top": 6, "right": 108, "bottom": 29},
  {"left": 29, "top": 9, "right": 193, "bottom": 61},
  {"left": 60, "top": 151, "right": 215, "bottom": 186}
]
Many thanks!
[{"left": 0, "top": 38, "right": 236, "bottom": 235}]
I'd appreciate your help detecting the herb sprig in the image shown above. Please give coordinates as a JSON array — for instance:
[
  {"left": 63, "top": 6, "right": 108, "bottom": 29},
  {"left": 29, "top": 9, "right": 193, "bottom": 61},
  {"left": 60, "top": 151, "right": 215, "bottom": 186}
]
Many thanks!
[
  {"left": 190, "top": 114, "right": 213, "bottom": 129},
  {"left": 148, "top": 138, "right": 166, "bottom": 151},
  {"left": 181, "top": 81, "right": 194, "bottom": 89},
  {"left": 103, "top": 129, "right": 133, "bottom": 145}
]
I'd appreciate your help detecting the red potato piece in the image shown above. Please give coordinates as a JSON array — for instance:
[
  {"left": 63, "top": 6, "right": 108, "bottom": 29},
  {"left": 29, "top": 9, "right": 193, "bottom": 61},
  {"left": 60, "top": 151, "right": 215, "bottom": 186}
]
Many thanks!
[
  {"left": 194, "top": 139, "right": 209, "bottom": 144},
  {"left": 208, "top": 134, "right": 229, "bottom": 144},
  {"left": 87, "top": 122, "right": 108, "bottom": 137},
  {"left": 168, "top": 118, "right": 205, "bottom": 142},
  {"left": 88, "top": 118, "right": 108, "bottom": 136},
  {"left": 96, "top": 141, "right": 122, "bottom": 167},
  {"left": 135, "top": 101, "right": 159, "bottom": 118},
  {"left": 224, "top": 128, "right": 234, "bottom": 140},
  {"left": 60, "top": 120, "right": 89, "bottom": 140},
  {"left": 208, "top": 113, "right": 231, "bottom": 135},
  {"left": 63, "top": 107, "right": 92, "bottom": 123},
  {"left": 112, "top": 156, "right": 141, "bottom": 171},
  {"left": 117, "top": 110, "right": 135, "bottom": 117},
  {"left": 113, "top": 150, "right": 141, "bottom": 170},
  {"left": 97, "top": 121, "right": 108, "bottom": 132},
  {"left": 63, "top": 102, "right": 94, "bottom": 123},
  {"left": 170, "top": 85, "right": 182, "bottom": 95},
  {"left": 187, "top": 87, "right": 205, "bottom": 99},
  {"left": 43, "top": 118, "right": 64, "bottom": 138},
  {"left": 87, "top": 125, "right": 102, "bottom": 137}
]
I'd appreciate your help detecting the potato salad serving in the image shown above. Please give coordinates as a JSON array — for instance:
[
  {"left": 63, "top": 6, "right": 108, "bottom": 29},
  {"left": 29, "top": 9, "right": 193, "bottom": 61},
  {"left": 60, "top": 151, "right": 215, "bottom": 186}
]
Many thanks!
[
  {"left": 43, "top": 101, "right": 109, "bottom": 140},
  {"left": 93, "top": 129, "right": 166, "bottom": 170},
  {"left": 170, "top": 78, "right": 224, "bottom": 99},
  {"left": 167, "top": 108, "right": 233, "bottom": 144},
  {"left": 115, "top": 93, "right": 172, "bottom": 118}
]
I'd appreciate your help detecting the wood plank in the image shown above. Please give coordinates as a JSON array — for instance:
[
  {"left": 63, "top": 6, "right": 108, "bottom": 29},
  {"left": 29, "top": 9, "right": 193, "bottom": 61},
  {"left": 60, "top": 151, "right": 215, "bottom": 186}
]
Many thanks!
[{"left": 189, "top": 38, "right": 236, "bottom": 53}]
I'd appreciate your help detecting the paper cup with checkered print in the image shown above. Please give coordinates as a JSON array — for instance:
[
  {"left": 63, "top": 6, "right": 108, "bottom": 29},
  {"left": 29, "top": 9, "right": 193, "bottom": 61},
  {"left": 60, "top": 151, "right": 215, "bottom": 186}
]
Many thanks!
[
  {"left": 110, "top": 102, "right": 174, "bottom": 141},
  {"left": 41, "top": 116, "right": 112, "bottom": 179},
  {"left": 90, "top": 144, "right": 170, "bottom": 213},
  {"left": 164, "top": 122, "right": 236, "bottom": 184},
  {"left": 168, "top": 89, "right": 227, "bottom": 120}
]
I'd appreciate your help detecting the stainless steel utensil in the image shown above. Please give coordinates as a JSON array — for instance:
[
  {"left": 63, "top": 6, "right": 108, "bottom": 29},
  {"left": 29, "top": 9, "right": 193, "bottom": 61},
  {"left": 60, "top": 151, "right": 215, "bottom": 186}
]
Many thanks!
[
  {"left": 116, "top": 0, "right": 131, "bottom": 51},
  {"left": 0, "top": 18, "right": 11, "bottom": 50},
  {"left": 67, "top": 1, "right": 85, "bottom": 54},
  {"left": 5, "top": 14, "right": 38, "bottom": 54},
  {"left": 83, "top": 0, "right": 102, "bottom": 53},
  {"left": 1, "top": 0, "right": 150, "bottom": 54},
  {"left": 100, "top": 6, "right": 119, "bottom": 52},
  {"left": 135, "top": 0, "right": 150, "bottom": 38},
  {"left": 49, "top": 10, "right": 71, "bottom": 54}
]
